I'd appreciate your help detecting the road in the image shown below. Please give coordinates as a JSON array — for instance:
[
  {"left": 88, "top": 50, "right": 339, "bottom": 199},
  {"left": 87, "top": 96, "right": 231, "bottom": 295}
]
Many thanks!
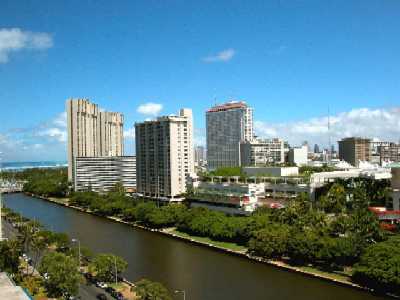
[{"left": 1, "top": 218, "right": 116, "bottom": 300}]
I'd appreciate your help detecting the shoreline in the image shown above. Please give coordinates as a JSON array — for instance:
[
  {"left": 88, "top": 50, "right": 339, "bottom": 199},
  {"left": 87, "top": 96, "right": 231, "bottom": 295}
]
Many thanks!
[{"left": 18, "top": 192, "right": 395, "bottom": 299}]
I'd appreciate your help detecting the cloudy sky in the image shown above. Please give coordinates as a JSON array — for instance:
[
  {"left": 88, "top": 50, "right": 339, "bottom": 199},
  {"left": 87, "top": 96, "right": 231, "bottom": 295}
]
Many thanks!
[{"left": 1, "top": 1, "right": 400, "bottom": 162}]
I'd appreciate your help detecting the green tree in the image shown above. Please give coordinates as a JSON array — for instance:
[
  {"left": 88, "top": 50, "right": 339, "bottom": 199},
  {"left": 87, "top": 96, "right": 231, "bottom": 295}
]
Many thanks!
[
  {"left": 134, "top": 279, "right": 172, "bottom": 300},
  {"left": 248, "top": 224, "right": 290, "bottom": 258},
  {"left": 39, "top": 252, "right": 80, "bottom": 298},
  {"left": 319, "top": 183, "right": 346, "bottom": 214},
  {"left": 89, "top": 253, "right": 128, "bottom": 282},
  {"left": 352, "top": 236, "right": 400, "bottom": 294},
  {"left": 0, "top": 239, "right": 22, "bottom": 274}
]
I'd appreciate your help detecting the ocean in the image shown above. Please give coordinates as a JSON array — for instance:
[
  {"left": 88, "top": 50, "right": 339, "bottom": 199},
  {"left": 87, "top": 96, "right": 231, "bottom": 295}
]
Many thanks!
[{"left": 0, "top": 161, "right": 68, "bottom": 171}]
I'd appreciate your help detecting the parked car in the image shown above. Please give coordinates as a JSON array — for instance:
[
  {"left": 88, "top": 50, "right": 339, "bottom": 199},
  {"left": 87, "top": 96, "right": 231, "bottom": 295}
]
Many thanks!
[
  {"left": 96, "top": 294, "right": 107, "bottom": 300},
  {"left": 96, "top": 281, "right": 108, "bottom": 289},
  {"left": 105, "top": 286, "right": 115, "bottom": 294}
]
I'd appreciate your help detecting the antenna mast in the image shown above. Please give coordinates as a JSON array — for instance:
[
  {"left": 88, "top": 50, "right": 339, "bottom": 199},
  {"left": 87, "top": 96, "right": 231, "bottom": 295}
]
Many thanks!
[{"left": 328, "top": 107, "right": 331, "bottom": 163}]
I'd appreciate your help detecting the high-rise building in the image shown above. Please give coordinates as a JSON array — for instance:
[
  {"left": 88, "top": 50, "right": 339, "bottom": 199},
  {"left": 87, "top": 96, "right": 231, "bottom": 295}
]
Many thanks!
[
  {"left": 240, "top": 138, "right": 284, "bottom": 166},
  {"left": 206, "top": 101, "right": 253, "bottom": 169},
  {"left": 135, "top": 109, "right": 194, "bottom": 199},
  {"left": 314, "top": 144, "right": 320, "bottom": 153},
  {"left": 194, "top": 146, "right": 206, "bottom": 167},
  {"left": 66, "top": 98, "right": 124, "bottom": 181},
  {"left": 74, "top": 156, "right": 136, "bottom": 193},
  {"left": 338, "top": 137, "right": 371, "bottom": 167}
]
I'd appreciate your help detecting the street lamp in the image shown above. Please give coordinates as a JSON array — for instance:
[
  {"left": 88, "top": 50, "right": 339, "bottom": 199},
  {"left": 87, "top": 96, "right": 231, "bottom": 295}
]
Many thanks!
[
  {"left": 114, "top": 255, "right": 118, "bottom": 285},
  {"left": 71, "top": 238, "right": 81, "bottom": 270},
  {"left": 174, "top": 289, "right": 186, "bottom": 300},
  {"left": 71, "top": 238, "right": 81, "bottom": 297}
]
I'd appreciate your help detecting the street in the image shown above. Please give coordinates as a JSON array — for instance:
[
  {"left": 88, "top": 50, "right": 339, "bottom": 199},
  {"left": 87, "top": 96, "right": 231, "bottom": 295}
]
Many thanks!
[{"left": 1, "top": 218, "right": 115, "bottom": 300}]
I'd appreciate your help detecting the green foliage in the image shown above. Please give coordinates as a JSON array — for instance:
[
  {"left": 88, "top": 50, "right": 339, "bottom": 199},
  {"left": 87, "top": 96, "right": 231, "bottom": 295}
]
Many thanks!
[
  {"left": 248, "top": 224, "right": 290, "bottom": 258},
  {"left": 134, "top": 279, "right": 172, "bottom": 300},
  {"left": 0, "top": 240, "right": 22, "bottom": 274},
  {"left": 208, "top": 167, "right": 244, "bottom": 177},
  {"left": 22, "top": 168, "right": 69, "bottom": 197},
  {"left": 39, "top": 251, "right": 80, "bottom": 298},
  {"left": 318, "top": 183, "right": 346, "bottom": 214},
  {"left": 299, "top": 165, "right": 336, "bottom": 177},
  {"left": 89, "top": 253, "right": 128, "bottom": 282},
  {"left": 353, "top": 236, "right": 400, "bottom": 294}
]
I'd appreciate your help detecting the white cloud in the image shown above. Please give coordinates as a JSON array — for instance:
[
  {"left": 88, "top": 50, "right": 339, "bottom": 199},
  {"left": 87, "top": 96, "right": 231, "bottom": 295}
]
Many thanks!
[
  {"left": 0, "top": 28, "right": 53, "bottom": 63},
  {"left": 203, "top": 48, "right": 235, "bottom": 63},
  {"left": 36, "top": 127, "right": 67, "bottom": 143},
  {"left": 254, "top": 107, "right": 400, "bottom": 147},
  {"left": 124, "top": 128, "right": 135, "bottom": 139},
  {"left": 52, "top": 112, "right": 67, "bottom": 128},
  {"left": 137, "top": 102, "right": 163, "bottom": 116}
]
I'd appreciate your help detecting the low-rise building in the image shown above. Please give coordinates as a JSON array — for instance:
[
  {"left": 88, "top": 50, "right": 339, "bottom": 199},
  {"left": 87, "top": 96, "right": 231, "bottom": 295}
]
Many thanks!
[
  {"left": 242, "top": 166, "right": 299, "bottom": 177},
  {"left": 288, "top": 145, "right": 308, "bottom": 166},
  {"left": 190, "top": 181, "right": 265, "bottom": 212},
  {"left": 240, "top": 138, "right": 284, "bottom": 166},
  {"left": 379, "top": 143, "right": 400, "bottom": 165},
  {"left": 74, "top": 156, "right": 136, "bottom": 193}
]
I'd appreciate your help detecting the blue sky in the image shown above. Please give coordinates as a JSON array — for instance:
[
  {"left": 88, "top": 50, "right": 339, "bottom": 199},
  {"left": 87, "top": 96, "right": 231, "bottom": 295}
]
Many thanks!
[{"left": 1, "top": 0, "right": 400, "bottom": 162}]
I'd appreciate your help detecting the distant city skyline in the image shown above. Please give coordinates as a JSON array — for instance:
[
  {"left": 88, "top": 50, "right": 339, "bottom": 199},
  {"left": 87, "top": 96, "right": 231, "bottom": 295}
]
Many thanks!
[{"left": 1, "top": 1, "right": 400, "bottom": 162}]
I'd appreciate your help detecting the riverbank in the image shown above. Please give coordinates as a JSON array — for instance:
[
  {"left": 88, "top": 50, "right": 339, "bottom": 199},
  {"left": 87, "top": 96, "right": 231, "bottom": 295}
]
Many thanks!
[{"left": 23, "top": 192, "right": 395, "bottom": 299}]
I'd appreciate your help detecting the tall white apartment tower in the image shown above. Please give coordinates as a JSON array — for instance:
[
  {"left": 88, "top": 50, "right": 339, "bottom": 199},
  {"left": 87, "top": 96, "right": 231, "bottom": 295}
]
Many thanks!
[
  {"left": 135, "top": 108, "right": 194, "bottom": 199},
  {"left": 66, "top": 98, "right": 124, "bottom": 181},
  {"left": 206, "top": 101, "right": 253, "bottom": 169}
]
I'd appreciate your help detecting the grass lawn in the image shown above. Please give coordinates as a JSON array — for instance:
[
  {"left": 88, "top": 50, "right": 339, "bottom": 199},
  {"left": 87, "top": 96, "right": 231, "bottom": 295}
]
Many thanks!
[
  {"left": 171, "top": 229, "right": 247, "bottom": 252},
  {"left": 299, "top": 265, "right": 352, "bottom": 282}
]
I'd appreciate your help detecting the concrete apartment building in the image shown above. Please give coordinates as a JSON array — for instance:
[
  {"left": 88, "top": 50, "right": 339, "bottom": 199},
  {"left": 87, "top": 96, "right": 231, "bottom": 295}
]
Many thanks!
[
  {"left": 74, "top": 156, "right": 136, "bottom": 193},
  {"left": 240, "top": 138, "right": 285, "bottom": 166},
  {"left": 206, "top": 101, "right": 253, "bottom": 170},
  {"left": 66, "top": 98, "right": 124, "bottom": 182},
  {"left": 135, "top": 109, "right": 194, "bottom": 200},
  {"left": 338, "top": 137, "right": 371, "bottom": 167},
  {"left": 379, "top": 143, "right": 400, "bottom": 165}
]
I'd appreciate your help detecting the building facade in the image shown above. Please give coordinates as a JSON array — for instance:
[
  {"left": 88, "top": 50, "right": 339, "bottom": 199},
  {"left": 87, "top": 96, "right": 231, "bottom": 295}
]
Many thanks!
[
  {"left": 288, "top": 145, "right": 308, "bottom": 166},
  {"left": 338, "top": 137, "right": 371, "bottom": 167},
  {"left": 135, "top": 109, "right": 194, "bottom": 199},
  {"left": 66, "top": 98, "right": 124, "bottom": 181},
  {"left": 194, "top": 146, "right": 207, "bottom": 167},
  {"left": 74, "top": 156, "right": 136, "bottom": 193},
  {"left": 240, "top": 138, "right": 284, "bottom": 166},
  {"left": 379, "top": 143, "right": 400, "bottom": 165},
  {"left": 206, "top": 101, "right": 253, "bottom": 170}
]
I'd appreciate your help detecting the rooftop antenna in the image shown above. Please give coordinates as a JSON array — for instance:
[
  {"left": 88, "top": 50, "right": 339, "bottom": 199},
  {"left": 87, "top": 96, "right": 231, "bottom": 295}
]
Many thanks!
[{"left": 328, "top": 106, "right": 331, "bottom": 163}]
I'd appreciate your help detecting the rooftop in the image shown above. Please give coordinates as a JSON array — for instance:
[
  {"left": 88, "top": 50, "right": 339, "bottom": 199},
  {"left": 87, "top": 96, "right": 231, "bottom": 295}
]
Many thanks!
[
  {"left": 207, "top": 101, "right": 248, "bottom": 113},
  {"left": 0, "top": 273, "right": 31, "bottom": 300}
]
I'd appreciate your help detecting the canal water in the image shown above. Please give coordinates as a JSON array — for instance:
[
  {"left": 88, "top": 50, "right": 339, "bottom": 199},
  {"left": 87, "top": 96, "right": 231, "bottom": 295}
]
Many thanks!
[{"left": 3, "top": 193, "right": 388, "bottom": 300}]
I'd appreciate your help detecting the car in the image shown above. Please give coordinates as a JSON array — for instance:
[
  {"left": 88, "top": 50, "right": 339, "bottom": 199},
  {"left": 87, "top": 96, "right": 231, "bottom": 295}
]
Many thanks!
[
  {"left": 105, "top": 286, "right": 115, "bottom": 294},
  {"left": 96, "top": 293, "right": 107, "bottom": 300},
  {"left": 96, "top": 281, "right": 108, "bottom": 289}
]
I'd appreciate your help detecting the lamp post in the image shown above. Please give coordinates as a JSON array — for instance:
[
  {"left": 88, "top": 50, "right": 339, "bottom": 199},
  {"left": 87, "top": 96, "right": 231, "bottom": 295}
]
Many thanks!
[
  {"left": 71, "top": 238, "right": 81, "bottom": 297},
  {"left": 71, "top": 238, "right": 81, "bottom": 270},
  {"left": 114, "top": 255, "right": 118, "bottom": 285},
  {"left": 174, "top": 289, "right": 186, "bottom": 300}
]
